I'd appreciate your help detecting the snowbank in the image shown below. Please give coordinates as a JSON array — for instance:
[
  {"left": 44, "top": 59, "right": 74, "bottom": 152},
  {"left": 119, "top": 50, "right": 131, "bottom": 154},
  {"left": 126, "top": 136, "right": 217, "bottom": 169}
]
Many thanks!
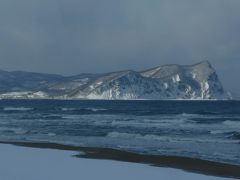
[{"left": 0, "top": 144, "right": 235, "bottom": 180}]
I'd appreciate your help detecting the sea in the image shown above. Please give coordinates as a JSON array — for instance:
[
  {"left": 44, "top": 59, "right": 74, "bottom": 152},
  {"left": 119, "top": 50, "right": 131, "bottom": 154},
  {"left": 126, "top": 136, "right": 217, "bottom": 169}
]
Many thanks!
[{"left": 0, "top": 100, "right": 239, "bottom": 165}]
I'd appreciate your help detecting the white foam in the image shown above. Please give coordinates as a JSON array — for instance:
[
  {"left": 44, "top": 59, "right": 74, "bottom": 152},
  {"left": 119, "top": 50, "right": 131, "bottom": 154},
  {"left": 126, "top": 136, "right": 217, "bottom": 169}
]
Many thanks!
[
  {"left": 223, "top": 120, "right": 240, "bottom": 128},
  {"left": 3, "top": 107, "right": 34, "bottom": 111},
  {"left": 210, "top": 130, "right": 225, "bottom": 135},
  {"left": 181, "top": 113, "right": 200, "bottom": 117},
  {"left": 0, "top": 127, "right": 29, "bottom": 135},
  {"left": 107, "top": 132, "right": 171, "bottom": 141},
  {"left": 107, "top": 132, "right": 240, "bottom": 144},
  {"left": 87, "top": 108, "right": 108, "bottom": 112},
  {"left": 48, "top": 133, "right": 56, "bottom": 137},
  {"left": 61, "top": 107, "right": 76, "bottom": 111},
  {"left": 107, "top": 132, "right": 141, "bottom": 139},
  {"left": 209, "top": 130, "right": 239, "bottom": 135}
]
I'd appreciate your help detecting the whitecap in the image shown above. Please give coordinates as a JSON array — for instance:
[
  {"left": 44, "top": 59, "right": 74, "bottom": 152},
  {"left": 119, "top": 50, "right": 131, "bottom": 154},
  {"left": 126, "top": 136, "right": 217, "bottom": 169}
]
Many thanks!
[
  {"left": 86, "top": 108, "right": 108, "bottom": 112},
  {"left": 107, "top": 132, "right": 168, "bottom": 141},
  {"left": 3, "top": 107, "right": 34, "bottom": 111},
  {"left": 210, "top": 130, "right": 225, "bottom": 135},
  {"left": 61, "top": 107, "right": 76, "bottom": 111},
  {"left": 48, "top": 133, "right": 56, "bottom": 137},
  {"left": 181, "top": 113, "right": 198, "bottom": 117},
  {"left": 223, "top": 120, "right": 240, "bottom": 128},
  {"left": 106, "top": 132, "right": 240, "bottom": 144},
  {"left": 0, "top": 127, "right": 29, "bottom": 135}
]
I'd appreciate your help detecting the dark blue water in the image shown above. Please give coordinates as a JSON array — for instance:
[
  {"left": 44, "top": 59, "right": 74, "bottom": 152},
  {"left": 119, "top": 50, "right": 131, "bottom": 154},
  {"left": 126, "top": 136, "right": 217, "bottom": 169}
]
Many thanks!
[{"left": 0, "top": 100, "right": 240, "bottom": 165}]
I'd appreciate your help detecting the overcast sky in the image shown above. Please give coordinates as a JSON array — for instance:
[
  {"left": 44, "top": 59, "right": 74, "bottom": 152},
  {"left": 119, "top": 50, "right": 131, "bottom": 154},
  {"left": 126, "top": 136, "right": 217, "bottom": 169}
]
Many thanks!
[{"left": 0, "top": 0, "right": 239, "bottom": 93}]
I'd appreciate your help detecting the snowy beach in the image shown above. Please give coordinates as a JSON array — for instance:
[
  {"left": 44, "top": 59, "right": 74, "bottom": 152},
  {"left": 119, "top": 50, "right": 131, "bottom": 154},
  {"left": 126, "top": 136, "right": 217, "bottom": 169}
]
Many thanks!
[{"left": 0, "top": 143, "right": 237, "bottom": 180}]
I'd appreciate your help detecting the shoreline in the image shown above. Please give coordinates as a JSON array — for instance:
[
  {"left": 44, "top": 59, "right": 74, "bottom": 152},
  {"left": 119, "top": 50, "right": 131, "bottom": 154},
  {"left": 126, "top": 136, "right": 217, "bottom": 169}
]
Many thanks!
[
  {"left": 1, "top": 141, "right": 239, "bottom": 179},
  {"left": 0, "top": 98, "right": 238, "bottom": 101}
]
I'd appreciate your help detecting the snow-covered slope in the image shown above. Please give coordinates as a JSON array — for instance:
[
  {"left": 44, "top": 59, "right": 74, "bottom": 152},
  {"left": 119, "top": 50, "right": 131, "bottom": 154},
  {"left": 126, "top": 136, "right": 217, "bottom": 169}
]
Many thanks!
[
  {"left": 70, "top": 71, "right": 166, "bottom": 100},
  {"left": 0, "top": 61, "right": 230, "bottom": 100},
  {"left": 140, "top": 61, "right": 229, "bottom": 100},
  {"left": 69, "top": 61, "right": 229, "bottom": 100}
]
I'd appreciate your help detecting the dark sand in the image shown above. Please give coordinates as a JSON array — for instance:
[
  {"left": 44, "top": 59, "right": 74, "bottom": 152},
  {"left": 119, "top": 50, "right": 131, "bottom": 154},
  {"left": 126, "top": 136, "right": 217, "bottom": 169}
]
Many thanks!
[{"left": 0, "top": 141, "right": 239, "bottom": 179}]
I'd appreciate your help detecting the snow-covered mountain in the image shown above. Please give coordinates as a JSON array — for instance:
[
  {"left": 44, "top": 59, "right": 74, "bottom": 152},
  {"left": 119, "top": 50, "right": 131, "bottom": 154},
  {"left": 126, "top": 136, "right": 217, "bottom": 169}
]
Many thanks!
[{"left": 0, "top": 61, "right": 231, "bottom": 100}]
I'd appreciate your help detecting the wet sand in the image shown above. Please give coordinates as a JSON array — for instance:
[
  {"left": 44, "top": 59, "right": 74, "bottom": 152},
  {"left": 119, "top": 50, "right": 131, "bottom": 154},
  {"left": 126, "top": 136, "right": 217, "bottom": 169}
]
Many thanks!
[{"left": 0, "top": 141, "right": 239, "bottom": 179}]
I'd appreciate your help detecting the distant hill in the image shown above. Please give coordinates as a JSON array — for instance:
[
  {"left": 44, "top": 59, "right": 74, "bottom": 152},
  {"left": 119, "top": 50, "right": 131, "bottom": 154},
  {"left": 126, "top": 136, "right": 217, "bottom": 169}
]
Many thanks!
[{"left": 0, "top": 61, "right": 231, "bottom": 100}]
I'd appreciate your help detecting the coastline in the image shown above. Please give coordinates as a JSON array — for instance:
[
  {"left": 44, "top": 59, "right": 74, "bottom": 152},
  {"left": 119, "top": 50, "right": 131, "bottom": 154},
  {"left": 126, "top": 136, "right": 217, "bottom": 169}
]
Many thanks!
[
  {"left": 1, "top": 141, "right": 239, "bottom": 179},
  {"left": 0, "top": 98, "right": 238, "bottom": 102}
]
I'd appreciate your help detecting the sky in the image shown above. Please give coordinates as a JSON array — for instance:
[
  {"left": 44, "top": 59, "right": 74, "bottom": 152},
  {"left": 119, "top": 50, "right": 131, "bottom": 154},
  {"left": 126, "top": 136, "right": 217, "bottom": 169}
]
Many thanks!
[{"left": 0, "top": 0, "right": 239, "bottom": 93}]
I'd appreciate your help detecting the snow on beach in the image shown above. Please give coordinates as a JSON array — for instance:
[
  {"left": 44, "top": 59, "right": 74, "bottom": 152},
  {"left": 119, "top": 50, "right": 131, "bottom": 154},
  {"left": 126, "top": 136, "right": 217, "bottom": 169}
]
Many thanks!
[{"left": 0, "top": 144, "right": 235, "bottom": 180}]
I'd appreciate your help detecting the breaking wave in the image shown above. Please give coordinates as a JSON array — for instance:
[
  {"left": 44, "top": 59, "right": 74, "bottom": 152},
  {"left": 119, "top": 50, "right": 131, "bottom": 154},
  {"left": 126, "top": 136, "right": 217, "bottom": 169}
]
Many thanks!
[
  {"left": 3, "top": 107, "right": 34, "bottom": 111},
  {"left": 210, "top": 130, "right": 226, "bottom": 135},
  {"left": 229, "top": 132, "right": 240, "bottom": 140},
  {"left": 47, "top": 132, "right": 57, "bottom": 137},
  {"left": 0, "top": 127, "right": 30, "bottom": 135},
  {"left": 107, "top": 132, "right": 166, "bottom": 141},
  {"left": 107, "top": 132, "right": 240, "bottom": 144},
  {"left": 223, "top": 120, "right": 240, "bottom": 127}
]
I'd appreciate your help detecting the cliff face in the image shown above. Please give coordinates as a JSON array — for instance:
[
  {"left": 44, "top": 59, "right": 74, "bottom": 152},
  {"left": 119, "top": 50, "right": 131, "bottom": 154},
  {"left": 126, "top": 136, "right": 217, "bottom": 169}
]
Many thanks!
[
  {"left": 139, "top": 61, "right": 227, "bottom": 99},
  {"left": 70, "top": 61, "right": 229, "bottom": 100},
  {"left": 0, "top": 61, "right": 230, "bottom": 100}
]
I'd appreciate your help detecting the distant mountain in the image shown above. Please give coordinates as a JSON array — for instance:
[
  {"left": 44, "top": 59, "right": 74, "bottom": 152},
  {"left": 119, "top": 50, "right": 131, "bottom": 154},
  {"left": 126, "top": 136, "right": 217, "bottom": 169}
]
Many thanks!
[
  {"left": 0, "top": 70, "right": 64, "bottom": 92},
  {"left": 0, "top": 61, "right": 231, "bottom": 100}
]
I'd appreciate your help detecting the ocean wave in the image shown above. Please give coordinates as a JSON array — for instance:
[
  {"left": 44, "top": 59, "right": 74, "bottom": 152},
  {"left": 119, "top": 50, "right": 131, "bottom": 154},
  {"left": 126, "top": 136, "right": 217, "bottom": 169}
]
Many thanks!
[
  {"left": 211, "top": 130, "right": 240, "bottom": 140},
  {"left": 47, "top": 132, "right": 57, "bottom": 136},
  {"left": 107, "top": 132, "right": 240, "bottom": 144},
  {"left": 223, "top": 120, "right": 240, "bottom": 128},
  {"left": 42, "top": 115, "right": 64, "bottom": 120},
  {"left": 108, "top": 118, "right": 193, "bottom": 129},
  {"left": 194, "top": 111, "right": 222, "bottom": 115},
  {"left": 60, "top": 107, "right": 108, "bottom": 112},
  {"left": 180, "top": 113, "right": 200, "bottom": 117},
  {"left": 210, "top": 130, "right": 226, "bottom": 135},
  {"left": 61, "top": 108, "right": 77, "bottom": 111},
  {"left": 3, "top": 107, "right": 34, "bottom": 111},
  {"left": 0, "top": 127, "right": 30, "bottom": 135},
  {"left": 107, "top": 132, "right": 166, "bottom": 141},
  {"left": 61, "top": 115, "right": 81, "bottom": 120},
  {"left": 87, "top": 108, "right": 108, "bottom": 112},
  {"left": 229, "top": 132, "right": 240, "bottom": 140}
]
